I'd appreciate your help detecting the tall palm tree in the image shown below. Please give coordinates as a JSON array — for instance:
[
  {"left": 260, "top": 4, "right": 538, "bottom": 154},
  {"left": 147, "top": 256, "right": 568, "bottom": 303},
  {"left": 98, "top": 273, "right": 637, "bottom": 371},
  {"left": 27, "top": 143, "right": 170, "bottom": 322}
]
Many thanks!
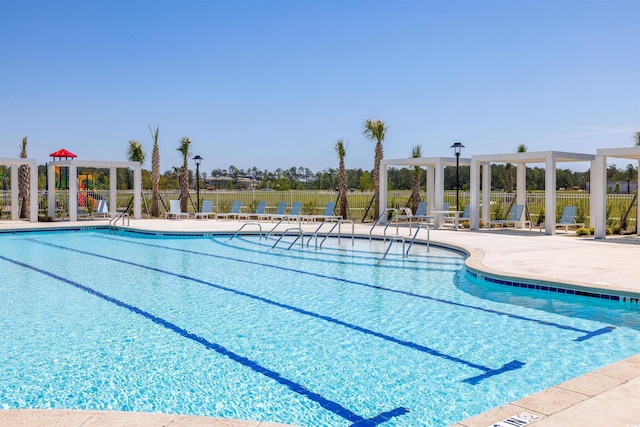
[
  {"left": 634, "top": 131, "right": 640, "bottom": 147},
  {"left": 363, "top": 118, "right": 387, "bottom": 219},
  {"left": 18, "top": 136, "right": 29, "bottom": 218},
  {"left": 335, "top": 139, "right": 349, "bottom": 219},
  {"left": 410, "top": 145, "right": 422, "bottom": 214},
  {"left": 177, "top": 137, "right": 191, "bottom": 212},
  {"left": 506, "top": 144, "right": 528, "bottom": 192},
  {"left": 149, "top": 125, "right": 161, "bottom": 217}
]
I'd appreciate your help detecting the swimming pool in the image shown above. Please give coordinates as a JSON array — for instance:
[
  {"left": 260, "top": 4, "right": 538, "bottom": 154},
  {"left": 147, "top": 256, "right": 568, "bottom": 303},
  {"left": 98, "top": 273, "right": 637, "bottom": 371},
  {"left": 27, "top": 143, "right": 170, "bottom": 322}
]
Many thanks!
[{"left": 1, "top": 229, "right": 639, "bottom": 426}]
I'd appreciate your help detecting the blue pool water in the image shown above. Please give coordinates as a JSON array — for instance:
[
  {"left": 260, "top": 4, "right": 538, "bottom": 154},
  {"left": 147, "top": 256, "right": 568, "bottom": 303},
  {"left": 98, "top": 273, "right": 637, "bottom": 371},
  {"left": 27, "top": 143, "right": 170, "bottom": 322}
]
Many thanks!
[{"left": 1, "top": 229, "right": 639, "bottom": 426}]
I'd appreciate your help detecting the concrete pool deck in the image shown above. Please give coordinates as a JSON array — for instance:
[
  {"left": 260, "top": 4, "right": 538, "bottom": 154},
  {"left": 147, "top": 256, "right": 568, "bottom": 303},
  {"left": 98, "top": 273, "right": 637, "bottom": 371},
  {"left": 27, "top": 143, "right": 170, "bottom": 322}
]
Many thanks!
[{"left": 1, "top": 218, "right": 639, "bottom": 427}]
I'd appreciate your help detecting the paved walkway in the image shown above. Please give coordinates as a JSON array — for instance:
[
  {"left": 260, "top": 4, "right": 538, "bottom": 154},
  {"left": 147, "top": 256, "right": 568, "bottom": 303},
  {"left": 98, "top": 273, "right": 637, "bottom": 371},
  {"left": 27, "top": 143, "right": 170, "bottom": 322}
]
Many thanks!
[{"left": 1, "top": 219, "right": 639, "bottom": 427}]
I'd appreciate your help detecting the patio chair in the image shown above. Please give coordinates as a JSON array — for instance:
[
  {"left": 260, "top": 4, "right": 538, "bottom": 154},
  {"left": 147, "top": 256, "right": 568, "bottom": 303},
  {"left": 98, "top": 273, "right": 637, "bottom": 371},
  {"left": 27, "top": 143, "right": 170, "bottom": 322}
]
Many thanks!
[
  {"left": 443, "top": 204, "right": 470, "bottom": 227},
  {"left": 166, "top": 200, "right": 189, "bottom": 219},
  {"left": 300, "top": 201, "right": 341, "bottom": 222},
  {"left": 216, "top": 200, "right": 243, "bottom": 220},
  {"left": 91, "top": 199, "right": 110, "bottom": 219},
  {"left": 396, "top": 201, "right": 434, "bottom": 227},
  {"left": 238, "top": 200, "right": 267, "bottom": 221},
  {"left": 489, "top": 204, "right": 531, "bottom": 229},
  {"left": 195, "top": 200, "right": 215, "bottom": 219},
  {"left": 539, "top": 206, "right": 584, "bottom": 232},
  {"left": 283, "top": 201, "right": 303, "bottom": 222},
  {"left": 259, "top": 201, "right": 287, "bottom": 222}
]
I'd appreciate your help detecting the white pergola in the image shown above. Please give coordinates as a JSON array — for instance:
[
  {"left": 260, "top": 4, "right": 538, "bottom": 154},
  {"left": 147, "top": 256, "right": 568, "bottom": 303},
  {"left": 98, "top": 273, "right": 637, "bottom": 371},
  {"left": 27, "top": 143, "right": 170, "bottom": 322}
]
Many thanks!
[
  {"left": 379, "top": 157, "right": 471, "bottom": 224},
  {"left": 470, "top": 151, "right": 596, "bottom": 235},
  {"left": 48, "top": 160, "right": 142, "bottom": 221},
  {"left": 0, "top": 157, "right": 39, "bottom": 222},
  {"left": 593, "top": 147, "right": 640, "bottom": 239}
]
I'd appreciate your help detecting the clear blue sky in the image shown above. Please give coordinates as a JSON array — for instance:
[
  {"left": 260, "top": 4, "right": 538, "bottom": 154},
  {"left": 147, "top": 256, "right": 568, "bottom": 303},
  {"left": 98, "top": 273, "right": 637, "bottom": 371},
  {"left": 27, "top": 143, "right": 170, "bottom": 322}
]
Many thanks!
[{"left": 1, "top": 0, "right": 639, "bottom": 175}]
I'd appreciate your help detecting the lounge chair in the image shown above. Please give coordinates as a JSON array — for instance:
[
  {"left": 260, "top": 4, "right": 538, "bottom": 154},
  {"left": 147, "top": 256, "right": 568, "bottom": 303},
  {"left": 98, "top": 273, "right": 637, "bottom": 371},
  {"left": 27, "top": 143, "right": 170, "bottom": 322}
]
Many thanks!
[
  {"left": 238, "top": 200, "right": 267, "bottom": 221},
  {"left": 539, "top": 206, "right": 584, "bottom": 232},
  {"left": 300, "top": 201, "right": 341, "bottom": 222},
  {"left": 166, "top": 200, "right": 189, "bottom": 219},
  {"left": 283, "top": 201, "right": 303, "bottom": 221},
  {"left": 195, "top": 200, "right": 215, "bottom": 219},
  {"left": 91, "top": 199, "right": 110, "bottom": 219},
  {"left": 396, "top": 201, "right": 434, "bottom": 227},
  {"left": 258, "top": 201, "right": 287, "bottom": 222},
  {"left": 216, "top": 200, "right": 243, "bottom": 220},
  {"left": 489, "top": 204, "right": 531, "bottom": 229}
]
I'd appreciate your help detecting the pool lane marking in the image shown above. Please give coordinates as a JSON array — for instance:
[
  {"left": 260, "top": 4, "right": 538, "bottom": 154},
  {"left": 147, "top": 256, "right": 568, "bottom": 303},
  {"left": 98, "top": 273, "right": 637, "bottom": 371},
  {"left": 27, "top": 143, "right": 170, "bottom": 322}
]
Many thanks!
[
  {"left": 96, "top": 235, "right": 615, "bottom": 342},
  {"left": 0, "top": 254, "right": 408, "bottom": 426},
  {"left": 27, "top": 239, "right": 524, "bottom": 383}
]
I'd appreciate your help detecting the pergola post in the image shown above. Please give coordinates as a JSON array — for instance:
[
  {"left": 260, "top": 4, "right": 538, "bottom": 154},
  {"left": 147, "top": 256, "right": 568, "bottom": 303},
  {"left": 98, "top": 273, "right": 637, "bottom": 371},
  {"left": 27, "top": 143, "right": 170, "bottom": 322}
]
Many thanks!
[
  {"left": 544, "top": 156, "right": 556, "bottom": 235},
  {"left": 69, "top": 163, "right": 78, "bottom": 222},
  {"left": 29, "top": 160, "right": 38, "bottom": 222},
  {"left": 516, "top": 163, "right": 526, "bottom": 207},
  {"left": 593, "top": 154, "right": 607, "bottom": 239},
  {"left": 47, "top": 165, "right": 56, "bottom": 218},
  {"left": 133, "top": 164, "right": 142, "bottom": 219},
  {"left": 379, "top": 161, "right": 388, "bottom": 224},
  {"left": 10, "top": 165, "right": 19, "bottom": 220},
  {"left": 470, "top": 159, "right": 480, "bottom": 230},
  {"left": 109, "top": 167, "right": 117, "bottom": 216},
  {"left": 426, "top": 166, "right": 435, "bottom": 214},
  {"left": 482, "top": 163, "right": 491, "bottom": 226}
]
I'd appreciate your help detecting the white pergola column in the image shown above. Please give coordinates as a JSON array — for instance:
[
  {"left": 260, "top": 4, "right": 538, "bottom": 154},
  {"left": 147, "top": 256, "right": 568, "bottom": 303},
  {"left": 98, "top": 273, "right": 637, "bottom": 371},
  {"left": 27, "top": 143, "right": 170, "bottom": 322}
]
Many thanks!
[
  {"left": 48, "top": 164, "right": 56, "bottom": 218},
  {"left": 516, "top": 163, "right": 526, "bottom": 206},
  {"left": 470, "top": 159, "right": 480, "bottom": 230},
  {"left": 10, "top": 165, "right": 19, "bottom": 220},
  {"left": 133, "top": 164, "right": 142, "bottom": 219},
  {"left": 544, "top": 156, "right": 557, "bottom": 235},
  {"left": 69, "top": 163, "right": 78, "bottom": 221},
  {"left": 637, "top": 159, "right": 640, "bottom": 236},
  {"left": 379, "top": 163, "right": 388, "bottom": 224},
  {"left": 29, "top": 160, "right": 38, "bottom": 222},
  {"left": 589, "top": 160, "right": 596, "bottom": 230},
  {"left": 109, "top": 167, "right": 117, "bottom": 216},
  {"left": 434, "top": 159, "right": 445, "bottom": 227},
  {"left": 482, "top": 163, "right": 491, "bottom": 226},
  {"left": 593, "top": 154, "right": 607, "bottom": 239},
  {"left": 426, "top": 166, "right": 435, "bottom": 213}
]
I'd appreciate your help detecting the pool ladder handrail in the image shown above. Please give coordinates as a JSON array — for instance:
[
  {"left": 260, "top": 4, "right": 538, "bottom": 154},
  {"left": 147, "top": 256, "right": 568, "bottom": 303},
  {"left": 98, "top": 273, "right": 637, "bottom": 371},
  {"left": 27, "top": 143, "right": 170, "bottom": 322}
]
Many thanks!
[
  {"left": 377, "top": 223, "right": 431, "bottom": 265},
  {"left": 307, "top": 219, "right": 355, "bottom": 249},
  {"left": 368, "top": 208, "right": 399, "bottom": 241},
  {"left": 266, "top": 215, "right": 300, "bottom": 239},
  {"left": 108, "top": 212, "right": 129, "bottom": 231},
  {"left": 271, "top": 226, "right": 304, "bottom": 250},
  {"left": 230, "top": 222, "right": 264, "bottom": 240}
]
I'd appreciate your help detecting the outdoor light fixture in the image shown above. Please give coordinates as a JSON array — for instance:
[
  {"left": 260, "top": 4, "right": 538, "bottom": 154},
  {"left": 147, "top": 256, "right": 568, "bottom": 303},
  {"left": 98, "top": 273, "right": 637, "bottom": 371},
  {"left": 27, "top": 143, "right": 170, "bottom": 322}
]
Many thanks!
[
  {"left": 450, "top": 142, "right": 465, "bottom": 210},
  {"left": 193, "top": 155, "right": 203, "bottom": 212}
]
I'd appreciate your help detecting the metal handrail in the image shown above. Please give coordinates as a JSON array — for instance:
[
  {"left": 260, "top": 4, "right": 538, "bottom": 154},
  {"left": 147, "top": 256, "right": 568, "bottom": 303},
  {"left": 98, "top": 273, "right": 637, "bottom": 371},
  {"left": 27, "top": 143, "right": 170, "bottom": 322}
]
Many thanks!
[
  {"left": 369, "top": 208, "right": 398, "bottom": 241},
  {"left": 377, "top": 235, "right": 406, "bottom": 265},
  {"left": 405, "top": 223, "right": 430, "bottom": 256},
  {"left": 266, "top": 215, "right": 300, "bottom": 238},
  {"left": 108, "top": 212, "right": 129, "bottom": 231},
  {"left": 230, "top": 223, "right": 263, "bottom": 240},
  {"left": 318, "top": 219, "right": 354, "bottom": 248},
  {"left": 271, "top": 227, "right": 304, "bottom": 250}
]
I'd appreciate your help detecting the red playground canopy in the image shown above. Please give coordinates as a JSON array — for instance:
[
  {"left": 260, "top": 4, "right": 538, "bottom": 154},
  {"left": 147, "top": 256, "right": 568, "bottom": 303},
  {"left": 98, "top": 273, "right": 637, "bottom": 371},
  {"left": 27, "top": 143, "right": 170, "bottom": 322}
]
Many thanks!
[{"left": 49, "top": 148, "right": 78, "bottom": 160}]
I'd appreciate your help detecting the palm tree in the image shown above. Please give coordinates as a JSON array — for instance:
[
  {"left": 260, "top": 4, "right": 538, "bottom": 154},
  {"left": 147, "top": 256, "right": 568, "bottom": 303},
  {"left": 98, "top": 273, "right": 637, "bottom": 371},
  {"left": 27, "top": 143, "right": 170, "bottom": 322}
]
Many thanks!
[
  {"left": 149, "top": 125, "right": 160, "bottom": 217},
  {"left": 18, "top": 136, "right": 29, "bottom": 218},
  {"left": 410, "top": 145, "right": 422, "bottom": 214},
  {"left": 506, "top": 144, "right": 528, "bottom": 192},
  {"left": 363, "top": 118, "right": 388, "bottom": 219},
  {"left": 177, "top": 137, "right": 191, "bottom": 212},
  {"left": 335, "top": 139, "right": 348, "bottom": 219},
  {"left": 634, "top": 131, "right": 640, "bottom": 147}
]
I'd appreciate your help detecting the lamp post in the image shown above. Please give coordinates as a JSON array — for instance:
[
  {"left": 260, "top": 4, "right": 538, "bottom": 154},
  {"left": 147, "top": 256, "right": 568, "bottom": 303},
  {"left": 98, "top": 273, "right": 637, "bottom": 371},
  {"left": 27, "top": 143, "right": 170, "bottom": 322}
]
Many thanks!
[
  {"left": 193, "top": 155, "right": 203, "bottom": 212},
  {"left": 450, "top": 142, "right": 465, "bottom": 210}
]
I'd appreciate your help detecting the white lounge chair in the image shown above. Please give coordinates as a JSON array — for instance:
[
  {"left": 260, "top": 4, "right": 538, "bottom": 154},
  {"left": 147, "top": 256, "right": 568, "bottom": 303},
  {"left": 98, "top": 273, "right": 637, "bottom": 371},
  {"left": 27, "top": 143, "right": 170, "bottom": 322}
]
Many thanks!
[
  {"left": 166, "top": 200, "right": 189, "bottom": 219},
  {"left": 91, "top": 199, "right": 110, "bottom": 219},
  {"left": 195, "top": 200, "right": 215, "bottom": 219},
  {"left": 539, "top": 206, "right": 584, "bottom": 232},
  {"left": 489, "top": 204, "right": 531, "bottom": 229},
  {"left": 216, "top": 200, "right": 243, "bottom": 220}
]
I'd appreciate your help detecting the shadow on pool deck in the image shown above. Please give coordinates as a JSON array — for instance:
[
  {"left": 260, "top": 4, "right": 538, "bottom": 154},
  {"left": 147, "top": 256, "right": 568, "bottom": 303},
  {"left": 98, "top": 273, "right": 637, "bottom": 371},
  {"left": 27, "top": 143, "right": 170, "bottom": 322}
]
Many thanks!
[{"left": 1, "top": 219, "right": 639, "bottom": 427}]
